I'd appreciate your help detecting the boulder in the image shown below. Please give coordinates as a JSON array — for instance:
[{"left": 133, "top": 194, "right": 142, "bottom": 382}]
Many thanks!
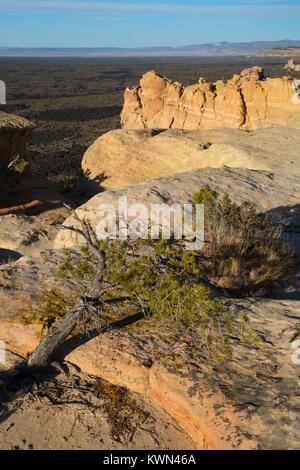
[
  {"left": 0, "top": 111, "right": 36, "bottom": 166},
  {"left": 121, "top": 68, "right": 300, "bottom": 131}
]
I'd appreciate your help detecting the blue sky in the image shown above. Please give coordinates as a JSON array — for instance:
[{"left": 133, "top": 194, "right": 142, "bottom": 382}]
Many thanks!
[{"left": 0, "top": 0, "right": 299, "bottom": 48}]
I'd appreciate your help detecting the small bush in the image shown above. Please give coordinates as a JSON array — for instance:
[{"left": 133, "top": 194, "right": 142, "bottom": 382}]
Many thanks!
[{"left": 193, "top": 187, "right": 296, "bottom": 296}]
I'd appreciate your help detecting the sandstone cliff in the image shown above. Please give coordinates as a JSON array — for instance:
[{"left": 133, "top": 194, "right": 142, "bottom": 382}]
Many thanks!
[
  {"left": 121, "top": 67, "right": 300, "bottom": 131},
  {"left": 0, "top": 111, "right": 36, "bottom": 166}
]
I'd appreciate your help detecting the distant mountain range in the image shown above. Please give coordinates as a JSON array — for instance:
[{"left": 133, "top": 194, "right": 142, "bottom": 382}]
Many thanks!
[{"left": 0, "top": 40, "right": 300, "bottom": 57}]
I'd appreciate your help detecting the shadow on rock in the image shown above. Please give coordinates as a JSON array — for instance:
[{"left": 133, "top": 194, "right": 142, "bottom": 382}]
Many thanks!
[{"left": 0, "top": 248, "right": 22, "bottom": 264}]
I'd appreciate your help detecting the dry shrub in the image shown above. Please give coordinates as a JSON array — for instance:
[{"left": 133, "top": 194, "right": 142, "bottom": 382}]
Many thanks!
[{"left": 193, "top": 187, "right": 297, "bottom": 296}]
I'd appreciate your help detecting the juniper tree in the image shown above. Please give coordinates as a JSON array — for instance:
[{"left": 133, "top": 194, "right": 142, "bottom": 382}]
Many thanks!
[{"left": 23, "top": 203, "right": 251, "bottom": 373}]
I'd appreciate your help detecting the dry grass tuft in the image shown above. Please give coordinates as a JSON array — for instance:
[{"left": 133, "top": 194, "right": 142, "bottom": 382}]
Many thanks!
[{"left": 193, "top": 187, "right": 297, "bottom": 296}]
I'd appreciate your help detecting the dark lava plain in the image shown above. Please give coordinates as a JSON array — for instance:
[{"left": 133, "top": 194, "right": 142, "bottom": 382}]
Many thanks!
[{"left": 0, "top": 56, "right": 299, "bottom": 180}]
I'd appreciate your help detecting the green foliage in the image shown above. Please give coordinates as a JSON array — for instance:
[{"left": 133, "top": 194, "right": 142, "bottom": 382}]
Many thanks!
[
  {"left": 52, "top": 186, "right": 290, "bottom": 361},
  {"left": 192, "top": 186, "right": 218, "bottom": 209},
  {"left": 192, "top": 185, "right": 258, "bottom": 232},
  {"left": 192, "top": 186, "right": 296, "bottom": 295}
]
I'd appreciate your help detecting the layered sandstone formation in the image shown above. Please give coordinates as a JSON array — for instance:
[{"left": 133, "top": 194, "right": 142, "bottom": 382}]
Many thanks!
[
  {"left": 121, "top": 67, "right": 300, "bottom": 131},
  {"left": 81, "top": 126, "right": 300, "bottom": 189},
  {"left": 0, "top": 111, "right": 36, "bottom": 166}
]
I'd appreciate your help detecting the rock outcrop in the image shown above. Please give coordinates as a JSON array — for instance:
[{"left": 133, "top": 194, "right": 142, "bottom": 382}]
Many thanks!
[
  {"left": 284, "top": 59, "right": 300, "bottom": 72},
  {"left": 0, "top": 111, "right": 35, "bottom": 166},
  {"left": 121, "top": 68, "right": 300, "bottom": 131},
  {"left": 81, "top": 126, "right": 300, "bottom": 189}
]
